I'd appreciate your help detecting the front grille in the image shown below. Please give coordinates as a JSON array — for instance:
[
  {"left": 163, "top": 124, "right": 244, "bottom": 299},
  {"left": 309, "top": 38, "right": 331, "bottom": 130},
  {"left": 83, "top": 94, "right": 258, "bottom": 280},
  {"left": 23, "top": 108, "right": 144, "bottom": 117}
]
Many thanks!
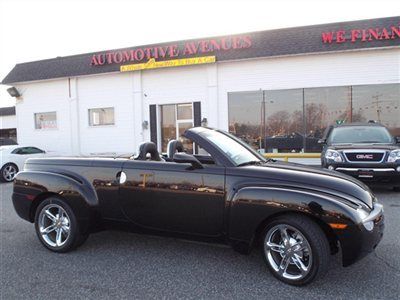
[{"left": 344, "top": 151, "right": 385, "bottom": 162}]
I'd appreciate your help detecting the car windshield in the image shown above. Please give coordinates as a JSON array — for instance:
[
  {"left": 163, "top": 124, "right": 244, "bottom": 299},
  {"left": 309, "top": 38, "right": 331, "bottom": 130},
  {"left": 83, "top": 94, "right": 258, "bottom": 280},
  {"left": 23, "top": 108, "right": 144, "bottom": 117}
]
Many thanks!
[
  {"left": 328, "top": 126, "right": 393, "bottom": 144},
  {"left": 198, "top": 129, "right": 264, "bottom": 166}
]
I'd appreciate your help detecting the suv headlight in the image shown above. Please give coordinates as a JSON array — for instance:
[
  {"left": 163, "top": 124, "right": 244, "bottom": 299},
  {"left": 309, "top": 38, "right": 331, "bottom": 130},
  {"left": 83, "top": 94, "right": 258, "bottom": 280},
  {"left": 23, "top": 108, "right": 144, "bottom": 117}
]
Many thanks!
[
  {"left": 388, "top": 150, "right": 400, "bottom": 163},
  {"left": 325, "top": 150, "right": 343, "bottom": 162}
]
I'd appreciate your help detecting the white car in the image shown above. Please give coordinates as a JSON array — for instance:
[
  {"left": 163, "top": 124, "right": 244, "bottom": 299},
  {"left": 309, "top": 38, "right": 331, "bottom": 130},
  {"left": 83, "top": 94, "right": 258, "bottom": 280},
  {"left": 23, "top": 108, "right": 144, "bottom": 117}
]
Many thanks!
[{"left": 0, "top": 146, "right": 47, "bottom": 182}]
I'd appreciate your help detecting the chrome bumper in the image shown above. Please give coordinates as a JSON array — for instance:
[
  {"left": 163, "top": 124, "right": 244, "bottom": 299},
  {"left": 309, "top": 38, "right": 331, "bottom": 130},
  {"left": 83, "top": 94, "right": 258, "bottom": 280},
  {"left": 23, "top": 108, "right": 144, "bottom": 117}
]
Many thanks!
[
  {"left": 363, "top": 203, "right": 384, "bottom": 223},
  {"left": 360, "top": 203, "right": 384, "bottom": 231},
  {"left": 336, "top": 168, "right": 396, "bottom": 172}
]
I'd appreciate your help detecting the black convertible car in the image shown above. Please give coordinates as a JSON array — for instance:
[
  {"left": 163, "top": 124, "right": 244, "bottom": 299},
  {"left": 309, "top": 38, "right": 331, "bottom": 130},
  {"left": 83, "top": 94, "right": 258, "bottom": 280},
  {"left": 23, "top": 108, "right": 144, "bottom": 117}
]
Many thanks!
[{"left": 12, "top": 127, "right": 384, "bottom": 286}]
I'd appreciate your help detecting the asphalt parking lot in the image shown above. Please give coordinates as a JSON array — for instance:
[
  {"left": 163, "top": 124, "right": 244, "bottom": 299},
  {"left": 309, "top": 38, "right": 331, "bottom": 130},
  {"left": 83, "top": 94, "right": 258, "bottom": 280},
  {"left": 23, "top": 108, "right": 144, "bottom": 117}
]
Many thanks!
[{"left": 1, "top": 182, "right": 399, "bottom": 299}]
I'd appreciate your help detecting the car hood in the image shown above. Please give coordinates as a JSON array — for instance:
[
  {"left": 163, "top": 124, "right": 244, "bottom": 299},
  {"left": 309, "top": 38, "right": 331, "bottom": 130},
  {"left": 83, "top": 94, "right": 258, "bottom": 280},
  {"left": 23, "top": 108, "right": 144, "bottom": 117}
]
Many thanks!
[
  {"left": 232, "top": 161, "right": 374, "bottom": 208},
  {"left": 328, "top": 144, "right": 399, "bottom": 151}
]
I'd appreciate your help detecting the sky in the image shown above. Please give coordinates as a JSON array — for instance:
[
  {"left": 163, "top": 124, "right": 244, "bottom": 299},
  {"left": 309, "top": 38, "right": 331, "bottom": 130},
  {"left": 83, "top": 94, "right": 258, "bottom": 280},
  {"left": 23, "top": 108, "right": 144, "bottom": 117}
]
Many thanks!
[{"left": 0, "top": 0, "right": 399, "bottom": 107}]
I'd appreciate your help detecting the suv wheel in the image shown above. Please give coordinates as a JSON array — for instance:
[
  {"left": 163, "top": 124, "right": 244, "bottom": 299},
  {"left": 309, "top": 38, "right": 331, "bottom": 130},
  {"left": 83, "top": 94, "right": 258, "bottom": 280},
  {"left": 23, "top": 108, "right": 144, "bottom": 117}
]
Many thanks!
[{"left": 261, "top": 215, "right": 330, "bottom": 286}]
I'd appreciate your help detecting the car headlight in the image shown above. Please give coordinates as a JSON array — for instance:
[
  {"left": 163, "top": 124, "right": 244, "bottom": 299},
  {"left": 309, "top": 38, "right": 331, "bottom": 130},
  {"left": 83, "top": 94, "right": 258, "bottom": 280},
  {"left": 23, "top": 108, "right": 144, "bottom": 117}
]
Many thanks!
[
  {"left": 325, "top": 150, "right": 343, "bottom": 162},
  {"left": 363, "top": 221, "right": 374, "bottom": 231},
  {"left": 388, "top": 150, "right": 400, "bottom": 163}
]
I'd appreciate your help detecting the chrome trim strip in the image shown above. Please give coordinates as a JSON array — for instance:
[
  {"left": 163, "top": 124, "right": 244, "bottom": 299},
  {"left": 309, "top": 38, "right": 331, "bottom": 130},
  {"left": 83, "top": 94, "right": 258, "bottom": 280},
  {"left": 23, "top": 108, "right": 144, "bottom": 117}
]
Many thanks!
[
  {"left": 336, "top": 168, "right": 395, "bottom": 172},
  {"left": 342, "top": 149, "right": 388, "bottom": 153}
]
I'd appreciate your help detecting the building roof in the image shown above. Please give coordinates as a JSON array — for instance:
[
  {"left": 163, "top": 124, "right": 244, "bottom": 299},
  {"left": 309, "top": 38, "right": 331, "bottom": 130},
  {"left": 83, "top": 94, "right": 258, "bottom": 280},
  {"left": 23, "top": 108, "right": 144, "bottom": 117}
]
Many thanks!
[
  {"left": 2, "top": 16, "right": 399, "bottom": 85},
  {"left": 0, "top": 106, "right": 16, "bottom": 117}
]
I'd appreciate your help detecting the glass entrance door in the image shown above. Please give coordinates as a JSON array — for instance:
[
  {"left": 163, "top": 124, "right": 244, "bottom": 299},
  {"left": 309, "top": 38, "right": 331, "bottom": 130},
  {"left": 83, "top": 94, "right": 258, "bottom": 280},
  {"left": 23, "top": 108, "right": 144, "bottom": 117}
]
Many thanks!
[{"left": 160, "top": 103, "right": 194, "bottom": 153}]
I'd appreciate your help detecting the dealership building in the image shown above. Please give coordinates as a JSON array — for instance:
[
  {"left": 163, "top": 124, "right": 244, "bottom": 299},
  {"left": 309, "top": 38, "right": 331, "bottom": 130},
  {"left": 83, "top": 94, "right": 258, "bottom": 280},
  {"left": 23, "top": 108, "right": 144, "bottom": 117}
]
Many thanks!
[{"left": 1, "top": 16, "right": 399, "bottom": 156}]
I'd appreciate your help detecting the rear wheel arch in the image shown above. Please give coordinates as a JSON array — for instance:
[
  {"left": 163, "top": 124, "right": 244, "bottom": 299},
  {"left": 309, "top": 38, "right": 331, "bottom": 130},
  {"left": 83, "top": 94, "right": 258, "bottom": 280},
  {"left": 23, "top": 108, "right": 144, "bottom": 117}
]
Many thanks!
[
  {"left": 30, "top": 192, "right": 94, "bottom": 233},
  {"left": 29, "top": 192, "right": 59, "bottom": 222}
]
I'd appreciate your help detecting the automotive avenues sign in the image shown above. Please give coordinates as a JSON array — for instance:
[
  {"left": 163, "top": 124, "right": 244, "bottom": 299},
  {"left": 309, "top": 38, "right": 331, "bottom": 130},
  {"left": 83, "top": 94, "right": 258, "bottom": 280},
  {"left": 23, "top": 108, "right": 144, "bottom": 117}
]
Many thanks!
[{"left": 90, "top": 35, "right": 252, "bottom": 66}]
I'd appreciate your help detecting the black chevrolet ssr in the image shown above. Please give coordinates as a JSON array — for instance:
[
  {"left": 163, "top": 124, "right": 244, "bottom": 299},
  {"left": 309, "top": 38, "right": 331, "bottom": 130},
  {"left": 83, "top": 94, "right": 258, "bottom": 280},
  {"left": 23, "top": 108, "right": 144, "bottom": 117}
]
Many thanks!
[
  {"left": 12, "top": 127, "right": 384, "bottom": 286},
  {"left": 320, "top": 122, "right": 400, "bottom": 190}
]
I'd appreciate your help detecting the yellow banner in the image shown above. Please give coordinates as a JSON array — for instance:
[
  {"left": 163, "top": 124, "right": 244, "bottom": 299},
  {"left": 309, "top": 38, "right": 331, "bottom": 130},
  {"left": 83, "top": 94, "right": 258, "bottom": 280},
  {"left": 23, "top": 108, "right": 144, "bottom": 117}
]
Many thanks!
[{"left": 120, "top": 56, "right": 216, "bottom": 72}]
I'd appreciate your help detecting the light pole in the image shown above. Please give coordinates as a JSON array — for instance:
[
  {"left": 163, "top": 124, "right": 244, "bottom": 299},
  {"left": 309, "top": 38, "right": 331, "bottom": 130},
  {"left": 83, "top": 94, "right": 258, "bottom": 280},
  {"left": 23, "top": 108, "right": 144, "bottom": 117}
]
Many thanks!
[{"left": 371, "top": 93, "right": 383, "bottom": 123}]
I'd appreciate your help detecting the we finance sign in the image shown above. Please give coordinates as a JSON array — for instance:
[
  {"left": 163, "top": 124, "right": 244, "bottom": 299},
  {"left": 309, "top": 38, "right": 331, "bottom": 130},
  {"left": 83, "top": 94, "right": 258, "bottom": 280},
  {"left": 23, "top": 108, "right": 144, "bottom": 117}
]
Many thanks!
[{"left": 321, "top": 23, "right": 400, "bottom": 44}]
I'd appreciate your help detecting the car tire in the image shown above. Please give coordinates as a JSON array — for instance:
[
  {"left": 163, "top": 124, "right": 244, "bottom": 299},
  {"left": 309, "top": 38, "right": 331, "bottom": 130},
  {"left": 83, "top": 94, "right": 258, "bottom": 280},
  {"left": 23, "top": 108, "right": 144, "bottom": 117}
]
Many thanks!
[
  {"left": 261, "top": 214, "right": 330, "bottom": 286},
  {"left": 34, "top": 197, "right": 88, "bottom": 252},
  {"left": 0, "top": 163, "right": 19, "bottom": 182}
]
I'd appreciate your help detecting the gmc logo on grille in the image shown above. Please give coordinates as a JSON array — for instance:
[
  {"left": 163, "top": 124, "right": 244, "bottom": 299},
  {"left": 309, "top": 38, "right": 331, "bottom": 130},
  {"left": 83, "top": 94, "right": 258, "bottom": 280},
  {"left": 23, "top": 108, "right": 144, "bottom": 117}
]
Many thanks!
[{"left": 356, "top": 154, "right": 374, "bottom": 159}]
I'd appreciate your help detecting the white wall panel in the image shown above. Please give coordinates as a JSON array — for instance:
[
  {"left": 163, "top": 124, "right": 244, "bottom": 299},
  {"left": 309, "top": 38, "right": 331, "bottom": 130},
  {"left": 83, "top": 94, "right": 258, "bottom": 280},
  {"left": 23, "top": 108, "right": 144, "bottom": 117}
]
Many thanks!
[
  {"left": 15, "top": 79, "right": 71, "bottom": 155},
  {"left": 77, "top": 72, "right": 135, "bottom": 155}
]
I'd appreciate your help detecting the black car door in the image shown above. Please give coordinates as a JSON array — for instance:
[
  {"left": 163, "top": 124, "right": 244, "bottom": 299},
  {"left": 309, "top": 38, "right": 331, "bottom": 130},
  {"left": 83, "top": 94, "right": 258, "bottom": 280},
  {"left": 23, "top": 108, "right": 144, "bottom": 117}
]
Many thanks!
[
  {"left": 118, "top": 160, "right": 225, "bottom": 237},
  {"left": 88, "top": 159, "right": 127, "bottom": 220}
]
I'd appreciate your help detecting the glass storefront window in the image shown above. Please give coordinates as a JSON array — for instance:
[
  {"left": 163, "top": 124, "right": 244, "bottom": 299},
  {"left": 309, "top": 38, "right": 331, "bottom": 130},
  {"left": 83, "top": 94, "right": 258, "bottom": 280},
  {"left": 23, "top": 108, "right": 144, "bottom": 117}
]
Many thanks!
[
  {"left": 227, "top": 84, "right": 399, "bottom": 154},
  {"left": 177, "top": 121, "right": 194, "bottom": 152},
  {"left": 265, "top": 89, "right": 304, "bottom": 153},
  {"left": 34, "top": 112, "right": 57, "bottom": 130},
  {"left": 177, "top": 103, "right": 193, "bottom": 120},
  {"left": 228, "top": 91, "right": 263, "bottom": 150},
  {"left": 352, "top": 84, "right": 400, "bottom": 136},
  {"left": 160, "top": 103, "right": 194, "bottom": 152},
  {"left": 304, "top": 86, "right": 351, "bottom": 152},
  {"left": 160, "top": 104, "right": 177, "bottom": 152},
  {"left": 88, "top": 107, "right": 115, "bottom": 126}
]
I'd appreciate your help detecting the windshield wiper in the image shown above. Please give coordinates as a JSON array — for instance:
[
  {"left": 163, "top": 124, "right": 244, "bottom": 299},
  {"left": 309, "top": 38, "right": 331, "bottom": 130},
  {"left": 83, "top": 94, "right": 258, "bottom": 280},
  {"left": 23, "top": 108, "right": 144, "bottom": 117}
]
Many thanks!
[{"left": 237, "top": 160, "right": 263, "bottom": 167}]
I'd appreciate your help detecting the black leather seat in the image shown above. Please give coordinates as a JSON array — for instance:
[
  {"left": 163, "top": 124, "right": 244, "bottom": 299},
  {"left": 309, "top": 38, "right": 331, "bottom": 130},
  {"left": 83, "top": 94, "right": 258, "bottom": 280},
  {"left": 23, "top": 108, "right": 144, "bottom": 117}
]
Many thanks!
[
  {"left": 134, "top": 142, "right": 162, "bottom": 161},
  {"left": 167, "top": 140, "right": 184, "bottom": 159}
]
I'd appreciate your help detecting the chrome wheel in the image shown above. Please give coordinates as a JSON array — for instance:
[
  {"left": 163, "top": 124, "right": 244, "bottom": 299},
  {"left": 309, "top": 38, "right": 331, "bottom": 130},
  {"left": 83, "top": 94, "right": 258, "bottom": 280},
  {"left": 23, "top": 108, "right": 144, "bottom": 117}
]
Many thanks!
[
  {"left": 264, "top": 224, "right": 312, "bottom": 280},
  {"left": 2, "top": 164, "right": 17, "bottom": 181},
  {"left": 38, "top": 204, "right": 71, "bottom": 248}
]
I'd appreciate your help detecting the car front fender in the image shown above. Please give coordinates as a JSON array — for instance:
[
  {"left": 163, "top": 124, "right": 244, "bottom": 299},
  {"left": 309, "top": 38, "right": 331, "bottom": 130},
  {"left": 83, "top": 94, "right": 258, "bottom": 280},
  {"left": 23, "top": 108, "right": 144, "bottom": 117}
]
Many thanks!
[{"left": 227, "top": 186, "right": 363, "bottom": 251}]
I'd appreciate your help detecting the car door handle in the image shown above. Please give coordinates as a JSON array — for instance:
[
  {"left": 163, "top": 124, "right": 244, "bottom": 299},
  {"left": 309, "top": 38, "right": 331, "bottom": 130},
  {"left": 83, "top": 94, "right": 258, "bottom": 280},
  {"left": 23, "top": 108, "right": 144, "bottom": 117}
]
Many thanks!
[{"left": 116, "top": 171, "right": 127, "bottom": 184}]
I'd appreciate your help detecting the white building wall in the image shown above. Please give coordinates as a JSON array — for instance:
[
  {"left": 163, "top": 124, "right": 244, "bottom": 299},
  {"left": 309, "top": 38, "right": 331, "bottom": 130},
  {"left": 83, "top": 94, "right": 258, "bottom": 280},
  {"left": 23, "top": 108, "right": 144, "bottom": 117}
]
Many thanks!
[
  {"left": 15, "top": 79, "right": 72, "bottom": 155},
  {"left": 12, "top": 48, "right": 400, "bottom": 156},
  {"left": 0, "top": 115, "right": 16, "bottom": 129},
  {"left": 77, "top": 72, "right": 135, "bottom": 155}
]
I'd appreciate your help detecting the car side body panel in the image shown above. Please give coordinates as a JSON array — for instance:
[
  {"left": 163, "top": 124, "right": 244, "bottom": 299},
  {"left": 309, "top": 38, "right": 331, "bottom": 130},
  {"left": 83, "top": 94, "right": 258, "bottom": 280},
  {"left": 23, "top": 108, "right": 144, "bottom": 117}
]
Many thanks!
[
  {"left": 119, "top": 160, "right": 225, "bottom": 237},
  {"left": 12, "top": 158, "right": 126, "bottom": 228}
]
